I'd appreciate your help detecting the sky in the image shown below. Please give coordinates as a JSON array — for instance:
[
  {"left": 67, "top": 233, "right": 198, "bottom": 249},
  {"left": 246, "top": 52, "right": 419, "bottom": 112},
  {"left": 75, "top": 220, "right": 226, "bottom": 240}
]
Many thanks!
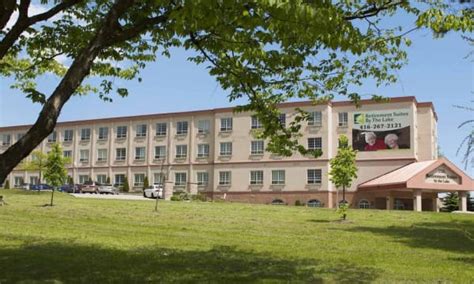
[{"left": 0, "top": 6, "right": 473, "bottom": 177}]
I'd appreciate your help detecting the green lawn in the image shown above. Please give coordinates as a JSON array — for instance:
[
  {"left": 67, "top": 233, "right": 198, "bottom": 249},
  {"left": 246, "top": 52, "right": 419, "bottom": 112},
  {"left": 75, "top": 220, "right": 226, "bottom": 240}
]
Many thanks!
[{"left": 0, "top": 190, "right": 473, "bottom": 283}]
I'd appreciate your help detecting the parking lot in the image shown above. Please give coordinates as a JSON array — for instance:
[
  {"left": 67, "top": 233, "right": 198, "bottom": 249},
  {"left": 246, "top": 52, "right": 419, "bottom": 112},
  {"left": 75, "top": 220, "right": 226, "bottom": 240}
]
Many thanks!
[{"left": 71, "top": 193, "right": 154, "bottom": 201}]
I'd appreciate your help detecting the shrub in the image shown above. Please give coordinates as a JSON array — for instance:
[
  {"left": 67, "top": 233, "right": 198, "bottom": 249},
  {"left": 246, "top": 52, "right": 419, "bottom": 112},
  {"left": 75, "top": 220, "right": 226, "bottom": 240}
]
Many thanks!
[
  {"left": 122, "top": 177, "right": 130, "bottom": 192},
  {"left": 191, "top": 193, "right": 207, "bottom": 202},
  {"left": 4, "top": 180, "right": 10, "bottom": 189},
  {"left": 143, "top": 176, "right": 149, "bottom": 190},
  {"left": 106, "top": 176, "right": 110, "bottom": 184},
  {"left": 295, "top": 200, "right": 304, "bottom": 206},
  {"left": 337, "top": 203, "right": 349, "bottom": 220}
]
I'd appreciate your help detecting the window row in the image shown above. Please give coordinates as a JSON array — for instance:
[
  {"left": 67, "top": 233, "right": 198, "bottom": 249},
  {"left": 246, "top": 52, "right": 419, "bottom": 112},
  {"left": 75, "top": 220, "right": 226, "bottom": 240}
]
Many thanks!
[{"left": 66, "top": 138, "right": 323, "bottom": 163}]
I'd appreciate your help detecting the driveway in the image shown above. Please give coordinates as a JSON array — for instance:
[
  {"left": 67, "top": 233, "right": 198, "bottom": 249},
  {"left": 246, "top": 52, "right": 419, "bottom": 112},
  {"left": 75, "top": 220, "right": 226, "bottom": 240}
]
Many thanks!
[{"left": 71, "top": 193, "right": 154, "bottom": 201}]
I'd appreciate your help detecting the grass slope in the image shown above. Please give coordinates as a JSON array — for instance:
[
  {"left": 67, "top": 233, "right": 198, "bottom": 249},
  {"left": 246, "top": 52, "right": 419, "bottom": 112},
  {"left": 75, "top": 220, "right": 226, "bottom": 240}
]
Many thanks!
[{"left": 0, "top": 189, "right": 473, "bottom": 283}]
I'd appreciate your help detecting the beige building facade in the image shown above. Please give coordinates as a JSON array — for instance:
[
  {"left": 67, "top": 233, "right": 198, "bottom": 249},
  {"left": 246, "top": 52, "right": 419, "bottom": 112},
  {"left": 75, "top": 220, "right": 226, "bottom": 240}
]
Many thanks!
[{"left": 1, "top": 96, "right": 472, "bottom": 211}]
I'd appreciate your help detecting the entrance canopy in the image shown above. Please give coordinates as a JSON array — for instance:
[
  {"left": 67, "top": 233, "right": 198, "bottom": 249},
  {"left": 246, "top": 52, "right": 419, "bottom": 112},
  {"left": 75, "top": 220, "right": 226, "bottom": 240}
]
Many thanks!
[{"left": 358, "top": 158, "right": 473, "bottom": 193}]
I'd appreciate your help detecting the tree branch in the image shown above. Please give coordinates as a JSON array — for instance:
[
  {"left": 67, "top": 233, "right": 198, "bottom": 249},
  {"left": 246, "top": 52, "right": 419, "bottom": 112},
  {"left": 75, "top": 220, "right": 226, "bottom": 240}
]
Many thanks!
[
  {"left": 0, "top": 0, "right": 16, "bottom": 30},
  {"left": 344, "top": 1, "right": 404, "bottom": 21}
]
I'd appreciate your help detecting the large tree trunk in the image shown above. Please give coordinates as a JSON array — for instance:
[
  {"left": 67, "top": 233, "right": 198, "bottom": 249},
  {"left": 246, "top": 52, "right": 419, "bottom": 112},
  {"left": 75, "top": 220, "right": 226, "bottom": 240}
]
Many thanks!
[{"left": 0, "top": 0, "right": 135, "bottom": 185}]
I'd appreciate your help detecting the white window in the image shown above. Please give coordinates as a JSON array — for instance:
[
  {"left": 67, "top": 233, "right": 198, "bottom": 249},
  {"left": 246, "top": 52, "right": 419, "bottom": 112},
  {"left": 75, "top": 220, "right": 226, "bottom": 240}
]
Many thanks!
[
  {"left": 136, "top": 124, "right": 147, "bottom": 137},
  {"left": 97, "top": 174, "right": 107, "bottom": 184},
  {"left": 63, "top": 129, "right": 73, "bottom": 142},
  {"left": 250, "top": 170, "right": 263, "bottom": 185},
  {"left": 2, "top": 134, "right": 11, "bottom": 146},
  {"left": 177, "top": 121, "right": 188, "bottom": 135},
  {"left": 272, "top": 170, "right": 285, "bottom": 185},
  {"left": 14, "top": 176, "right": 24, "bottom": 187},
  {"left": 116, "top": 126, "right": 127, "bottom": 138},
  {"left": 338, "top": 112, "right": 348, "bottom": 127},
  {"left": 98, "top": 127, "right": 108, "bottom": 140},
  {"left": 219, "top": 171, "right": 231, "bottom": 185},
  {"left": 197, "top": 172, "right": 209, "bottom": 186},
  {"left": 251, "top": 116, "right": 262, "bottom": 129},
  {"left": 308, "top": 137, "right": 322, "bottom": 151},
  {"left": 220, "top": 142, "right": 232, "bottom": 156},
  {"left": 79, "top": 175, "right": 89, "bottom": 184},
  {"left": 154, "top": 146, "right": 166, "bottom": 159},
  {"left": 116, "top": 148, "right": 126, "bottom": 161},
  {"left": 175, "top": 172, "right": 187, "bottom": 186},
  {"left": 30, "top": 176, "right": 38, "bottom": 185},
  {"left": 134, "top": 173, "right": 145, "bottom": 186},
  {"left": 307, "top": 169, "right": 322, "bottom": 184},
  {"left": 114, "top": 174, "right": 125, "bottom": 186},
  {"left": 97, "top": 149, "right": 108, "bottom": 161},
  {"left": 220, "top": 117, "right": 233, "bottom": 132},
  {"left": 79, "top": 149, "right": 89, "bottom": 162},
  {"left": 278, "top": 113, "right": 286, "bottom": 127},
  {"left": 47, "top": 131, "right": 57, "bottom": 143},
  {"left": 251, "top": 140, "right": 264, "bottom": 155},
  {"left": 153, "top": 173, "right": 165, "bottom": 185},
  {"left": 156, "top": 123, "right": 167, "bottom": 136},
  {"left": 176, "top": 145, "right": 187, "bottom": 158},
  {"left": 80, "top": 128, "right": 91, "bottom": 141},
  {"left": 135, "top": 147, "right": 146, "bottom": 160},
  {"left": 308, "top": 111, "right": 322, "bottom": 126},
  {"left": 197, "top": 120, "right": 210, "bottom": 134},
  {"left": 197, "top": 144, "right": 210, "bottom": 158},
  {"left": 359, "top": 199, "right": 370, "bottom": 209}
]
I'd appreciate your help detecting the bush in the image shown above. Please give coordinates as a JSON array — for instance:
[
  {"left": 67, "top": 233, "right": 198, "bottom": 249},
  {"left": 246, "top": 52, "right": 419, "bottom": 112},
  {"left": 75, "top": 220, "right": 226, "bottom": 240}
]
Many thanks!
[
  {"left": 191, "top": 193, "right": 207, "bottom": 202},
  {"left": 122, "top": 177, "right": 130, "bottom": 192},
  {"left": 143, "top": 176, "right": 149, "bottom": 189},
  {"left": 4, "top": 180, "right": 10, "bottom": 189},
  {"left": 295, "top": 200, "right": 304, "bottom": 206},
  {"left": 106, "top": 176, "right": 110, "bottom": 184}
]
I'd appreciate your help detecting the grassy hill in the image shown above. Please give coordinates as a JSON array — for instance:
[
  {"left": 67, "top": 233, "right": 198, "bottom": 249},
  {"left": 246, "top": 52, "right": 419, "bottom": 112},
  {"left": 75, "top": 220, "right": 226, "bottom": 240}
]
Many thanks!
[{"left": 0, "top": 189, "right": 473, "bottom": 283}]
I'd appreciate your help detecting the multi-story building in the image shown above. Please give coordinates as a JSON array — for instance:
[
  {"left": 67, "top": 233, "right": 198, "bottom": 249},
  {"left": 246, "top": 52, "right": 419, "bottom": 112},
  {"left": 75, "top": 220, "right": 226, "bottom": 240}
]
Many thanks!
[{"left": 1, "top": 96, "right": 472, "bottom": 211}]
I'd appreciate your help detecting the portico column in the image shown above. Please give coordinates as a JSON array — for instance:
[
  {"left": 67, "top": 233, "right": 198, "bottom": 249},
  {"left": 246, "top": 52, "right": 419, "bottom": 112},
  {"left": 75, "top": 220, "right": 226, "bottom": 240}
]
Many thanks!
[
  {"left": 413, "top": 189, "right": 422, "bottom": 212},
  {"left": 459, "top": 191, "right": 468, "bottom": 212},
  {"left": 432, "top": 196, "right": 439, "bottom": 212},
  {"left": 386, "top": 195, "right": 393, "bottom": 210}
]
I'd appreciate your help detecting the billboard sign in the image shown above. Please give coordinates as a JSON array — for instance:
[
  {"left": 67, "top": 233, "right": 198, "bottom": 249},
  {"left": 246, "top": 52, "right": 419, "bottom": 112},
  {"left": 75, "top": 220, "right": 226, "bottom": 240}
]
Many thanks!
[{"left": 352, "top": 109, "right": 411, "bottom": 151}]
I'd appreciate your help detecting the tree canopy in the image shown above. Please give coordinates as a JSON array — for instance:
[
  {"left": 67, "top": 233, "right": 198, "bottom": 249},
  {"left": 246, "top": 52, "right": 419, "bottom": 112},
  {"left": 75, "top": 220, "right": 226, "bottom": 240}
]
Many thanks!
[{"left": 0, "top": 0, "right": 473, "bottom": 184}]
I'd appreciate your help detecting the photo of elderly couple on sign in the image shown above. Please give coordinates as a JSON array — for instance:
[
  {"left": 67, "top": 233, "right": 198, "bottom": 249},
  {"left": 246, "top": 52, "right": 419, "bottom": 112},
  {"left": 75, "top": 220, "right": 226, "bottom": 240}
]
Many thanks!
[{"left": 352, "top": 127, "right": 410, "bottom": 151}]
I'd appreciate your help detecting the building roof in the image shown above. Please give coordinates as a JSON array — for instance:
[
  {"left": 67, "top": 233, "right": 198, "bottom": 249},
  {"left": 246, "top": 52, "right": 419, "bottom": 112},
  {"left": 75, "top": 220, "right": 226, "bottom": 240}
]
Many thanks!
[
  {"left": 358, "top": 157, "right": 473, "bottom": 192},
  {"left": 0, "top": 96, "right": 437, "bottom": 131}
]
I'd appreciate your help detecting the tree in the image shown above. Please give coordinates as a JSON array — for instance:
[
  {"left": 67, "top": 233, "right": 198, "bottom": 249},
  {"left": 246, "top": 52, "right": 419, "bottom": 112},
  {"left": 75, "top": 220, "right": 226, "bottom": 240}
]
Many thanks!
[
  {"left": 19, "top": 150, "right": 48, "bottom": 184},
  {"left": 0, "top": 1, "right": 473, "bottom": 184},
  {"left": 454, "top": 101, "right": 474, "bottom": 170},
  {"left": 441, "top": 192, "right": 459, "bottom": 212},
  {"left": 143, "top": 176, "right": 149, "bottom": 190},
  {"left": 68, "top": 175, "right": 74, "bottom": 185},
  {"left": 329, "top": 135, "right": 358, "bottom": 220},
  {"left": 106, "top": 176, "right": 110, "bottom": 184},
  {"left": 43, "top": 143, "right": 68, "bottom": 206},
  {"left": 4, "top": 180, "right": 10, "bottom": 189},
  {"left": 122, "top": 176, "right": 130, "bottom": 193}
]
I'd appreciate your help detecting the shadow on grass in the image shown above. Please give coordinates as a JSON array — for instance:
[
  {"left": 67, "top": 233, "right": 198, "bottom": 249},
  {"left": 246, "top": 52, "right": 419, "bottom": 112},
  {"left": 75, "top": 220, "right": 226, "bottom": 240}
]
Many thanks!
[
  {"left": 0, "top": 241, "right": 380, "bottom": 283},
  {"left": 345, "top": 220, "right": 474, "bottom": 254}
]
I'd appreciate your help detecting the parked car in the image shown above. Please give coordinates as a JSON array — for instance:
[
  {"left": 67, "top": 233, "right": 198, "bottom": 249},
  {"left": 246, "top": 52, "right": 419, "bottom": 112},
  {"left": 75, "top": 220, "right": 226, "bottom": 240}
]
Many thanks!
[
  {"left": 98, "top": 184, "right": 119, "bottom": 195},
  {"left": 30, "top": 184, "right": 52, "bottom": 191},
  {"left": 143, "top": 184, "right": 163, "bottom": 199},
  {"left": 20, "top": 183, "right": 31, "bottom": 190},
  {"left": 80, "top": 181, "right": 100, "bottom": 194},
  {"left": 60, "top": 184, "right": 80, "bottom": 193}
]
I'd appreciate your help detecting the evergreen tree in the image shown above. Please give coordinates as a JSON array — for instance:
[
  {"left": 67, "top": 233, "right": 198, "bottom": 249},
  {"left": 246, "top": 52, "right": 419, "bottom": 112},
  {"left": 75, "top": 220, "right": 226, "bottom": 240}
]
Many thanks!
[
  {"left": 122, "top": 177, "right": 130, "bottom": 193},
  {"left": 4, "top": 180, "right": 10, "bottom": 189},
  {"left": 143, "top": 176, "right": 149, "bottom": 190},
  {"left": 441, "top": 192, "right": 459, "bottom": 212},
  {"left": 106, "top": 176, "right": 111, "bottom": 184}
]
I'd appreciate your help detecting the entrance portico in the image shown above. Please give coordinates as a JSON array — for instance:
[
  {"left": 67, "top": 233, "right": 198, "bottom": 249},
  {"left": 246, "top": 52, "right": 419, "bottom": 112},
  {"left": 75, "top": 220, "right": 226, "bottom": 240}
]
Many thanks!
[{"left": 357, "top": 158, "right": 473, "bottom": 212}]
